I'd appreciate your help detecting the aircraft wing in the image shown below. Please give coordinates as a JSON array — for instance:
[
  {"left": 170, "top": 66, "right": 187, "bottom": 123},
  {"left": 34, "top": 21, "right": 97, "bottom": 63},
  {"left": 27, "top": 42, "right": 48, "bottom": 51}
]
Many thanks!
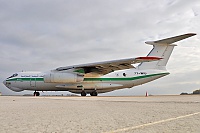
[{"left": 55, "top": 56, "right": 162, "bottom": 75}]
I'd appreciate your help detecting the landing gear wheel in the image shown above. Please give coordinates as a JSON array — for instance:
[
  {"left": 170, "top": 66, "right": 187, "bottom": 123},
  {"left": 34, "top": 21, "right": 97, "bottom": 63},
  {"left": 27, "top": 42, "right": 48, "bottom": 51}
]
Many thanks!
[
  {"left": 90, "top": 91, "right": 98, "bottom": 96},
  {"left": 81, "top": 91, "right": 87, "bottom": 96},
  {"left": 34, "top": 91, "right": 40, "bottom": 96}
]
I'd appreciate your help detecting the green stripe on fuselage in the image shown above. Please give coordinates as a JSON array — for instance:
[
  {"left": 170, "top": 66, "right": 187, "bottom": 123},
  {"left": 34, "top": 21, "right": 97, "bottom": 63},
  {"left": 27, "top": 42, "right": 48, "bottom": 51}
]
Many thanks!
[
  {"left": 83, "top": 73, "right": 169, "bottom": 81},
  {"left": 6, "top": 73, "right": 169, "bottom": 82}
]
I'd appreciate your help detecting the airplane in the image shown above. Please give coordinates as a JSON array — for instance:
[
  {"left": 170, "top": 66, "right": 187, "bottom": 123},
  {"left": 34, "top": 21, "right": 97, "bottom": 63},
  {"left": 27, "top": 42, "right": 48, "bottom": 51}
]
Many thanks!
[{"left": 3, "top": 33, "right": 196, "bottom": 96}]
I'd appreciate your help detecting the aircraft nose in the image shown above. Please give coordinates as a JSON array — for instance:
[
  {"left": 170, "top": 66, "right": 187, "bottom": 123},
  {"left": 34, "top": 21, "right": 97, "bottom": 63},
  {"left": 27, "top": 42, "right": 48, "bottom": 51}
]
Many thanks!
[{"left": 3, "top": 80, "right": 6, "bottom": 86}]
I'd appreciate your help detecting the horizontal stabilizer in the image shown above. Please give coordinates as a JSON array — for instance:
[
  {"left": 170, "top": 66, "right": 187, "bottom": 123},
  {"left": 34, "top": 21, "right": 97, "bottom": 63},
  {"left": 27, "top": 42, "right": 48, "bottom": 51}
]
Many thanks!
[{"left": 145, "top": 33, "right": 196, "bottom": 45}]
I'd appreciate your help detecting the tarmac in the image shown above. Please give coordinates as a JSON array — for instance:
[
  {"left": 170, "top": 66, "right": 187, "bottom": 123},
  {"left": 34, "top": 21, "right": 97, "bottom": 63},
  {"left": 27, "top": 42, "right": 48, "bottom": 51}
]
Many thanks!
[{"left": 0, "top": 95, "right": 200, "bottom": 133}]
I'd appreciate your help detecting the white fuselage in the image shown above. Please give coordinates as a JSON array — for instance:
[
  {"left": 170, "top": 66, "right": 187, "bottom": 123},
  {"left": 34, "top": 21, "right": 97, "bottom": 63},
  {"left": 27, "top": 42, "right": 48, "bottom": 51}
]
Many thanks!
[{"left": 3, "top": 68, "right": 169, "bottom": 94}]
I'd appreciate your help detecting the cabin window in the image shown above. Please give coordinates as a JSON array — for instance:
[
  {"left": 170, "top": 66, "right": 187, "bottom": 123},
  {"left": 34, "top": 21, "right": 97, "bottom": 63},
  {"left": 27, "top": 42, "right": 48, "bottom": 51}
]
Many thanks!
[{"left": 7, "top": 73, "right": 18, "bottom": 79}]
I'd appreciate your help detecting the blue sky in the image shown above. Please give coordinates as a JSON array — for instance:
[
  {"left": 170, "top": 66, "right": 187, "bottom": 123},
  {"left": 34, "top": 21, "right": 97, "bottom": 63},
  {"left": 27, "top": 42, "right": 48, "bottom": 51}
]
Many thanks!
[{"left": 0, "top": 0, "right": 200, "bottom": 96}]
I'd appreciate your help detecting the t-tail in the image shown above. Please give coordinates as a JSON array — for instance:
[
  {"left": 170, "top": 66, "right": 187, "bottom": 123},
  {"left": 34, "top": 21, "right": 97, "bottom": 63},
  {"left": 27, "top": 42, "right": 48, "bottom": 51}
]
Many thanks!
[{"left": 137, "top": 33, "right": 196, "bottom": 70}]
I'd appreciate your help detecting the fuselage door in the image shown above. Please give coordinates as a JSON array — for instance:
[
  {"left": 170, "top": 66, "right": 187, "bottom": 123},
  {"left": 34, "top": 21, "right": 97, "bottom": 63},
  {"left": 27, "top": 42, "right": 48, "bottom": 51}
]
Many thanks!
[{"left": 30, "top": 78, "right": 36, "bottom": 87}]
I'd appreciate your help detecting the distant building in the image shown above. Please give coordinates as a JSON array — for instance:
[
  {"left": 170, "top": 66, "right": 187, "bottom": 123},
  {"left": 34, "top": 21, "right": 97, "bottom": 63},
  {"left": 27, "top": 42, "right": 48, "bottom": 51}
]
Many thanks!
[{"left": 193, "top": 89, "right": 200, "bottom": 94}]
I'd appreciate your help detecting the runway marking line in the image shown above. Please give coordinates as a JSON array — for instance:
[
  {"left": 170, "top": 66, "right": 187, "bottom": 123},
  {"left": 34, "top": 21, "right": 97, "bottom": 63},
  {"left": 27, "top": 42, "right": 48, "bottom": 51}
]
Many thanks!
[{"left": 103, "top": 112, "right": 200, "bottom": 133}]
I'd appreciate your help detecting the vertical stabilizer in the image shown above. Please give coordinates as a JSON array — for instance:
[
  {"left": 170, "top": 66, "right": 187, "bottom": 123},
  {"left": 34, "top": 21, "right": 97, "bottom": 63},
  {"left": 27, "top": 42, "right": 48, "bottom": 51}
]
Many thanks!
[{"left": 137, "top": 33, "right": 196, "bottom": 70}]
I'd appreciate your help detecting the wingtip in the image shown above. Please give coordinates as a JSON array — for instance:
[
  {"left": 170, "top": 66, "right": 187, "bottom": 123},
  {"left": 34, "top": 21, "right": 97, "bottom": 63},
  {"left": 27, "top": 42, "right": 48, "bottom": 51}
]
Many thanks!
[
  {"left": 145, "top": 41, "right": 154, "bottom": 45},
  {"left": 186, "top": 33, "right": 197, "bottom": 36}
]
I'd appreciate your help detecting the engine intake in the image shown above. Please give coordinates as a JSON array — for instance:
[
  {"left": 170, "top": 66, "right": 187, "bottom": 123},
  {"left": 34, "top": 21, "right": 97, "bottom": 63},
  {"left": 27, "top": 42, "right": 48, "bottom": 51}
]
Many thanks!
[{"left": 44, "top": 72, "right": 84, "bottom": 83}]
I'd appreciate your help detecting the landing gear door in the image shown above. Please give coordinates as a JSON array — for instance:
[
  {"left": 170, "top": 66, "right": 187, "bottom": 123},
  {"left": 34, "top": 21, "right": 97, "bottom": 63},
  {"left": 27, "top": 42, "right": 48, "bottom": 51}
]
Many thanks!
[{"left": 30, "top": 78, "right": 36, "bottom": 87}]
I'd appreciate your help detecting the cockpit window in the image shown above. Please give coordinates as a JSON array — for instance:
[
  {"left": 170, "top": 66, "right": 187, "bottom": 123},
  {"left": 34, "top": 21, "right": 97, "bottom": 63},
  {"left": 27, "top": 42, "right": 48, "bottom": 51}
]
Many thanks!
[{"left": 7, "top": 73, "right": 18, "bottom": 79}]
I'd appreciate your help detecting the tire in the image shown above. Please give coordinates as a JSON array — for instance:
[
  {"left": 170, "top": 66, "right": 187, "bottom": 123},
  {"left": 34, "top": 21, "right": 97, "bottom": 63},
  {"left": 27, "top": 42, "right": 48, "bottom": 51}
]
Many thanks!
[
  {"left": 90, "top": 91, "right": 98, "bottom": 96},
  {"left": 34, "top": 91, "right": 40, "bottom": 96},
  {"left": 81, "top": 91, "right": 86, "bottom": 96}
]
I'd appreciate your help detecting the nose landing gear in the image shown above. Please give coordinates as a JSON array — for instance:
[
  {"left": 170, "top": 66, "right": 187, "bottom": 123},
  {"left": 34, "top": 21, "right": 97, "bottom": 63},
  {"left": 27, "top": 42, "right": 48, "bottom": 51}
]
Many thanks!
[{"left": 33, "top": 91, "right": 40, "bottom": 96}]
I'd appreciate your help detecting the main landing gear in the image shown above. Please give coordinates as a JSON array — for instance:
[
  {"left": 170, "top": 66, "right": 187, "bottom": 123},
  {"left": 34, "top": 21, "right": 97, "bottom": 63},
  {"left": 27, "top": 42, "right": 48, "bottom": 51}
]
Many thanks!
[
  {"left": 80, "top": 90, "right": 98, "bottom": 96},
  {"left": 81, "top": 91, "right": 87, "bottom": 96},
  {"left": 90, "top": 91, "right": 98, "bottom": 96},
  {"left": 33, "top": 91, "right": 40, "bottom": 96}
]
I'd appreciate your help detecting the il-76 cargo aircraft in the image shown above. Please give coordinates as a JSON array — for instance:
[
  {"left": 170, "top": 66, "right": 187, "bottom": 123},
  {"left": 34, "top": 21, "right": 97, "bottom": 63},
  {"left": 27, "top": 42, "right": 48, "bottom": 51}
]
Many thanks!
[{"left": 3, "top": 33, "right": 196, "bottom": 96}]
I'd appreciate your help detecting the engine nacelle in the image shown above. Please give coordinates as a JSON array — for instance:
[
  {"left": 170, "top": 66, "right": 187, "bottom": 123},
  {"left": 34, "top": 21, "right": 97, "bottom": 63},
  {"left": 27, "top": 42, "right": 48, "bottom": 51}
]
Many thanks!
[{"left": 44, "top": 72, "right": 84, "bottom": 83}]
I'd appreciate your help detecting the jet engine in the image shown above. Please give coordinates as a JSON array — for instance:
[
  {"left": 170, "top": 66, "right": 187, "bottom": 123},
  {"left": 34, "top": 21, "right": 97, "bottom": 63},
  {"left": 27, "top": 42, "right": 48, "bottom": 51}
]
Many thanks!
[{"left": 44, "top": 72, "right": 84, "bottom": 83}]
